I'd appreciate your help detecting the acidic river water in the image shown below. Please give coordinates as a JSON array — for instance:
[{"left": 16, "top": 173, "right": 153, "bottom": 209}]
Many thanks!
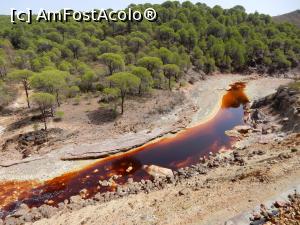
[{"left": 0, "top": 82, "right": 249, "bottom": 217}]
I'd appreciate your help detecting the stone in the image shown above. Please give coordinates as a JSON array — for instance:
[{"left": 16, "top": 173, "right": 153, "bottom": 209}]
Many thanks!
[
  {"left": 143, "top": 165, "right": 173, "bottom": 178},
  {"left": 233, "top": 140, "right": 250, "bottom": 150},
  {"left": 250, "top": 109, "right": 265, "bottom": 121},
  {"left": 57, "top": 202, "right": 65, "bottom": 210},
  {"left": 251, "top": 212, "right": 261, "bottom": 220},
  {"left": 127, "top": 178, "right": 134, "bottom": 184},
  {"left": 4, "top": 217, "right": 21, "bottom": 225},
  {"left": 178, "top": 188, "right": 189, "bottom": 196},
  {"left": 38, "top": 204, "right": 57, "bottom": 218},
  {"left": 112, "top": 174, "right": 122, "bottom": 180},
  {"left": 12, "top": 204, "right": 29, "bottom": 218},
  {"left": 93, "top": 193, "right": 104, "bottom": 202},
  {"left": 44, "top": 199, "right": 54, "bottom": 205},
  {"left": 21, "top": 213, "right": 35, "bottom": 223},
  {"left": 29, "top": 207, "right": 42, "bottom": 221},
  {"left": 99, "top": 180, "right": 109, "bottom": 187},
  {"left": 257, "top": 150, "right": 265, "bottom": 155},
  {"left": 70, "top": 195, "right": 84, "bottom": 204},
  {"left": 261, "top": 125, "right": 270, "bottom": 134},
  {"left": 233, "top": 125, "right": 252, "bottom": 134},
  {"left": 291, "top": 148, "right": 298, "bottom": 153},
  {"left": 225, "top": 129, "right": 241, "bottom": 138},
  {"left": 126, "top": 166, "right": 133, "bottom": 173},
  {"left": 274, "top": 200, "right": 287, "bottom": 208},
  {"left": 79, "top": 189, "right": 88, "bottom": 198},
  {"left": 278, "top": 153, "right": 291, "bottom": 160},
  {"left": 116, "top": 186, "right": 128, "bottom": 197}
]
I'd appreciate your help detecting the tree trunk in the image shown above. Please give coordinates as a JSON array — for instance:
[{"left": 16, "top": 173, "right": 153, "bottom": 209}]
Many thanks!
[
  {"left": 139, "top": 84, "right": 142, "bottom": 95},
  {"left": 41, "top": 110, "right": 47, "bottom": 131},
  {"left": 50, "top": 107, "right": 54, "bottom": 117},
  {"left": 56, "top": 91, "right": 60, "bottom": 107},
  {"left": 24, "top": 81, "right": 30, "bottom": 108},
  {"left": 108, "top": 65, "right": 113, "bottom": 75},
  {"left": 121, "top": 95, "right": 125, "bottom": 114},
  {"left": 168, "top": 77, "right": 171, "bottom": 91},
  {"left": 127, "top": 20, "right": 131, "bottom": 33},
  {"left": 43, "top": 117, "right": 47, "bottom": 131}
]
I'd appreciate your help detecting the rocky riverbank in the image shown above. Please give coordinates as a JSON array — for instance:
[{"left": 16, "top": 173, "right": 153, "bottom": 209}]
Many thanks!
[
  {"left": 1, "top": 131, "right": 298, "bottom": 225},
  {"left": 1, "top": 109, "right": 300, "bottom": 225}
]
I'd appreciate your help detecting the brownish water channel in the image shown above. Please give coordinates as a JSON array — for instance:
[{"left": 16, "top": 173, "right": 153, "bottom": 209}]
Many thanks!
[{"left": 0, "top": 82, "right": 249, "bottom": 217}]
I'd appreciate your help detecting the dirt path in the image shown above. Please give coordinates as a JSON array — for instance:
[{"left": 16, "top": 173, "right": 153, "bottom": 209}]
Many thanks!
[{"left": 0, "top": 74, "right": 292, "bottom": 181}]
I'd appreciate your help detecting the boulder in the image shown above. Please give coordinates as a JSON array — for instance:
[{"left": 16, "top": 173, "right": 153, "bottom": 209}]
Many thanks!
[
  {"left": 225, "top": 129, "right": 241, "bottom": 138},
  {"left": 274, "top": 200, "right": 287, "bottom": 208},
  {"left": 143, "top": 165, "right": 173, "bottom": 178},
  {"left": 28, "top": 207, "right": 42, "bottom": 221},
  {"left": 38, "top": 204, "right": 57, "bottom": 218},
  {"left": 12, "top": 204, "right": 29, "bottom": 218},
  {"left": 79, "top": 189, "right": 88, "bottom": 198},
  {"left": 233, "top": 140, "right": 250, "bottom": 150},
  {"left": 4, "top": 217, "right": 21, "bottom": 225},
  {"left": 250, "top": 109, "right": 265, "bottom": 122},
  {"left": 178, "top": 188, "right": 189, "bottom": 196},
  {"left": 70, "top": 195, "right": 84, "bottom": 204},
  {"left": 233, "top": 125, "right": 252, "bottom": 134},
  {"left": 126, "top": 166, "right": 133, "bottom": 173}
]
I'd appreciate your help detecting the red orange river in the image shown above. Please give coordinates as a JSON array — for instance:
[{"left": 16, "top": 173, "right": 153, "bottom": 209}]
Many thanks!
[{"left": 0, "top": 82, "right": 249, "bottom": 217}]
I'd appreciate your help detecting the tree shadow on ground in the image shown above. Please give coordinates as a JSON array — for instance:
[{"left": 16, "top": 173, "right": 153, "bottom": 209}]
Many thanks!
[
  {"left": 6, "top": 114, "right": 43, "bottom": 131},
  {"left": 87, "top": 108, "right": 118, "bottom": 125}
]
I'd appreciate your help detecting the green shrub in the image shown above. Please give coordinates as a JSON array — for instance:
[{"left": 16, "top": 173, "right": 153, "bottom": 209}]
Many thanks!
[
  {"left": 73, "top": 95, "right": 81, "bottom": 105},
  {"left": 33, "top": 123, "right": 39, "bottom": 131},
  {"left": 54, "top": 111, "right": 64, "bottom": 122},
  {"left": 66, "top": 86, "right": 80, "bottom": 98}
]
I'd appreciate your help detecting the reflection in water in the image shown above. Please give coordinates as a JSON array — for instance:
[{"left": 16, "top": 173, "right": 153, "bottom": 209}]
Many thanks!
[{"left": 0, "top": 82, "right": 249, "bottom": 217}]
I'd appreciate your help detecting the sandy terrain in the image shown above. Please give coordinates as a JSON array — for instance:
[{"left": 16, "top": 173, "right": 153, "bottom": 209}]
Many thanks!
[{"left": 0, "top": 74, "right": 292, "bottom": 181}]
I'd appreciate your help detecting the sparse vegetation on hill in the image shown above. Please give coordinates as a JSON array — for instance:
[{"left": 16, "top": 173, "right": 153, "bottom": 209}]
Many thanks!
[{"left": 273, "top": 10, "right": 300, "bottom": 28}]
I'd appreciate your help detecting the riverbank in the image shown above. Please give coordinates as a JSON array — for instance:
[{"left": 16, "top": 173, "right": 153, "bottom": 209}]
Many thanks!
[
  {"left": 0, "top": 74, "right": 292, "bottom": 181},
  {"left": 8, "top": 127, "right": 300, "bottom": 225}
]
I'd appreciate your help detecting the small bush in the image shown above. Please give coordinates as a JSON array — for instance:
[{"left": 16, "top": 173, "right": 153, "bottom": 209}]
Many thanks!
[
  {"left": 33, "top": 123, "right": 39, "bottom": 131},
  {"left": 66, "top": 86, "right": 80, "bottom": 98},
  {"left": 53, "top": 111, "right": 64, "bottom": 122},
  {"left": 180, "top": 81, "right": 188, "bottom": 87},
  {"left": 289, "top": 81, "right": 300, "bottom": 91},
  {"left": 73, "top": 95, "right": 81, "bottom": 105}
]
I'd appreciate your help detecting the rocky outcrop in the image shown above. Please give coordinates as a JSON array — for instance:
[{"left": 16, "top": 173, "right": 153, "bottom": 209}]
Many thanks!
[
  {"left": 225, "top": 185, "right": 300, "bottom": 225},
  {"left": 250, "top": 85, "right": 300, "bottom": 132},
  {"left": 1, "top": 128, "right": 64, "bottom": 159}
]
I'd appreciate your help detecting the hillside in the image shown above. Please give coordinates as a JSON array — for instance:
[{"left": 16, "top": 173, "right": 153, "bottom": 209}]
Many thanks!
[{"left": 273, "top": 10, "right": 300, "bottom": 28}]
